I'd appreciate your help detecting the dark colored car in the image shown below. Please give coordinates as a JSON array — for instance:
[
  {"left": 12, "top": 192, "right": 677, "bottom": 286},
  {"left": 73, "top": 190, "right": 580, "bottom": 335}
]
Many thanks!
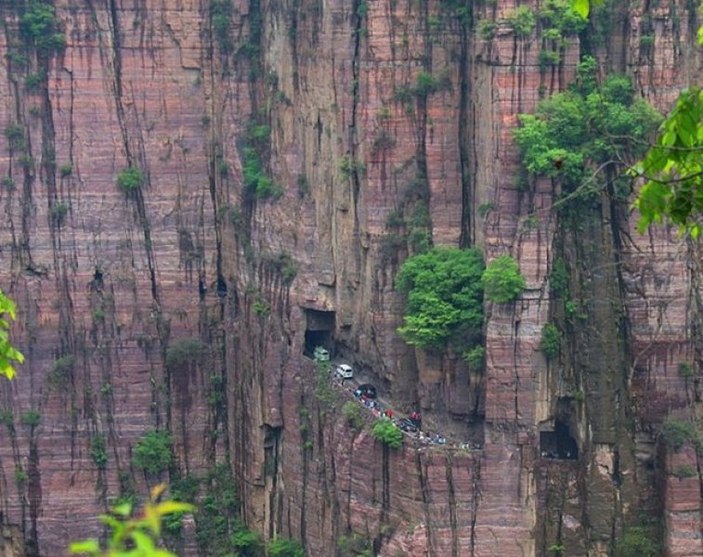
[
  {"left": 354, "top": 383, "right": 377, "bottom": 399},
  {"left": 398, "top": 418, "right": 418, "bottom": 433}
]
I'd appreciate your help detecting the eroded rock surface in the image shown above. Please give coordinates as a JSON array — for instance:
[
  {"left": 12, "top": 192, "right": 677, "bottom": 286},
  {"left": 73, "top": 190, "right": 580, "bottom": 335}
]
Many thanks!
[{"left": 0, "top": 0, "right": 701, "bottom": 555}]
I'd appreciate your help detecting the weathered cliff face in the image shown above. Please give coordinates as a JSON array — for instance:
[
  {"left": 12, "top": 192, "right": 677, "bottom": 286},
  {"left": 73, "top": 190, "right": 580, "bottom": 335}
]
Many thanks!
[{"left": 0, "top": 0, "right": 701, "bottom": 556}]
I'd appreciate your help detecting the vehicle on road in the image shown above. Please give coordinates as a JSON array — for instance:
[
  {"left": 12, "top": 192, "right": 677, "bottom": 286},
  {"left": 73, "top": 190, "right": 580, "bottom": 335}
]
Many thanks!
[
  {"left": 313, "top": 346, "right": 330, "bottom": 361},
  {"left": 398, "top": 418, "right": 418, "bottom": 433},
  {"left": 354, "top": 383, "right": 377, "bottom": 399},
  {"left": 335, "top": 363, "right": 353, "bottom": 380}
]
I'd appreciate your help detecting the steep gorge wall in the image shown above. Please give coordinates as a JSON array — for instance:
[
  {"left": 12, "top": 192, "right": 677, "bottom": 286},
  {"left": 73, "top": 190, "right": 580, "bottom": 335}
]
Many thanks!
[{"left": 0, "top": 0, "right": 700, "bottom": 556}]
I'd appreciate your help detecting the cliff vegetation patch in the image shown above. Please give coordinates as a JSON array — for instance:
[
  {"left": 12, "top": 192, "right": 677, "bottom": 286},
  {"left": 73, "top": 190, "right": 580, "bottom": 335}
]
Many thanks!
[
  {"left": 132, "top": 430, "right": 172, "bottom": 475},
  {"left": 481, "top": 255, "right": 526, "bottom": 303},
  {"left": 395, "top": 246, "right": 484, "bottom": 349},
  {"left": 514, "top": 57, "right": 661, "bottom": 205}
]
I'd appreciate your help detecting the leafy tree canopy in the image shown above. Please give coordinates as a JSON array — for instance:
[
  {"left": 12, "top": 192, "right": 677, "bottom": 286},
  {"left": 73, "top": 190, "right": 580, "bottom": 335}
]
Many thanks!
[
  {"left": 481, "top": 255, "right": 526, "bottom": 303},
  {"left": 514, "top": 59, "right": 661, "bottom": 200},
  {"left": 395, "top": 247, "right": 484, "bottom": 349}
]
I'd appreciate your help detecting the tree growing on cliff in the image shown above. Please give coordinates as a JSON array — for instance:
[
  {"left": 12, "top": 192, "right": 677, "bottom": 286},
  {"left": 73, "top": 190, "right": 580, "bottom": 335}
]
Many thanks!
[
  {"left": 481, "top": 255, "right": 526, "bottom": 303},
  {"left": 371, "top": 418, "right": 404, "bottom": 449},
  {"left": 514, "top": 59, "right": 661, "bottom": 206},
  {"left": 395, "top": 246, "right": 484, "bottom": 349}
]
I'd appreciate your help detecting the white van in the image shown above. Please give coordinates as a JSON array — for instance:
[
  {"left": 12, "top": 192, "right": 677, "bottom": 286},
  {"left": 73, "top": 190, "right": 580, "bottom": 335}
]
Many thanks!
[
  {"left": 335, "top": 363, "right": 353, "bottom": 379},
  {"left": 313, "top": 346, "right": 330, "bottom": 361}
]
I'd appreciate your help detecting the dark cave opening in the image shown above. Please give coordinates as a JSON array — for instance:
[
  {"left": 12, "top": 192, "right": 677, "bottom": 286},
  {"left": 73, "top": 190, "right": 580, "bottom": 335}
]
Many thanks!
[
  {"left": 540, "top": 419, "right": 579, "bottom": 460},
  {"left": 303, "top": 309, "right": 336, "bottom": 358}
]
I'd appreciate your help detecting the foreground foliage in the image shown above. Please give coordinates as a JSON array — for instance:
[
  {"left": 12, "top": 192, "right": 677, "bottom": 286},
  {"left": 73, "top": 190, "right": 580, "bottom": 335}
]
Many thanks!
[
  {"left": 634, "top": 87, "right": 703, "bottom": 236},
  {"left": 70, "top": 484, "right": 193, "bottom": 557},
  {"left": 0, "top": 291, "right": 24, "bottom": 380}
]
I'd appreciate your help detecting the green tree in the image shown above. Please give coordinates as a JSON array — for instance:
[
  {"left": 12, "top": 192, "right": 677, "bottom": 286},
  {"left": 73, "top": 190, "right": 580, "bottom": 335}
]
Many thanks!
[
  {"left": 395, "top": 247, "right": 484, "bottom": 349},
  {"left": 514, "top": 62, "right": 661, "bottom": 203},
  {"left": 481, "top": 255, "right": 526, "bottom": 303},
  {"left": 132, "top": 430, "right": 172, "bottom": 475},
  {"left": 371, "top": 419, "right": 404, "bottom": 449},
  {"left": 268, "top": 538, "right": 305, "bottom": 557}
]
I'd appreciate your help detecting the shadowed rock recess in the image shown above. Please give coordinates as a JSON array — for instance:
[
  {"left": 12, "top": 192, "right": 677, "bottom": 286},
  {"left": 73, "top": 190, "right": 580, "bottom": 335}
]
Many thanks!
[{"left": 0, "top": 0, "right": 701, "bottom": 555}]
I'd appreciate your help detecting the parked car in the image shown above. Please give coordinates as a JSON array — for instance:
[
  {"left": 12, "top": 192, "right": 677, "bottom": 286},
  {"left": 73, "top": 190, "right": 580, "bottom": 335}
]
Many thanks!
[
  {"left": 398, "top": 418, "right": 418, "bottom": 433},
  {"left": 335, "top": 363, "right": 353, "bottom": 380},
  {"left": 313, "top": 346, "right": 330, "bottom": 361},
  {"left": 354, "top": 383, "right": 377, "bottom": 399}
]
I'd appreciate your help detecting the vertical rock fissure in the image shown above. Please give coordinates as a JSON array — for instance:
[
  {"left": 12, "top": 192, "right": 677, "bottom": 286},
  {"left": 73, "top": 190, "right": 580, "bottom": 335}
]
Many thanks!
[
  {"left": 415, "top": 451, "right": 437, "bottom": 555},
  {"left": 469, "top": 456, "right": 481, "bottom": 556},
  {"left": 445, "top": 456, "right": 459, "bottom": 557},
  {"left": 458, "top": 14, "right": 473, "bottom": 248},
  {"left": 25, "top": 424, "right": 40, "bottom": 557}
]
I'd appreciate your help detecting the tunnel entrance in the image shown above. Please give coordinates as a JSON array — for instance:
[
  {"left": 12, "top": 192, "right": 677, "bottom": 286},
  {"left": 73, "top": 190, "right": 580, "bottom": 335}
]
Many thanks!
[
  {"left": 540, "top": 419, "right": 579, "bottom": 460},
  {"left": 303, "top": 309, "right": 335, "bottom": 358}
]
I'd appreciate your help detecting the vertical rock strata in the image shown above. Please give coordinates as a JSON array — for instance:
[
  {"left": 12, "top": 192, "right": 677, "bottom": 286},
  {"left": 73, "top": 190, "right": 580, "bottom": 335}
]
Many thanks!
[{"left": 0, "top": 0, "right": 700, "bottom": 556}]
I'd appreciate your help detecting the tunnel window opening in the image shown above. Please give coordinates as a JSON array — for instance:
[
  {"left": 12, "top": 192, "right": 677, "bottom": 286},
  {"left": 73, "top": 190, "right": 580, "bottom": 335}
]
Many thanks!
[
  {"left": 540, "top": 419, "right": 579, "bottom": 460},
  {"left": 303, "top": 309, "right": 336, "bottom": 358}
]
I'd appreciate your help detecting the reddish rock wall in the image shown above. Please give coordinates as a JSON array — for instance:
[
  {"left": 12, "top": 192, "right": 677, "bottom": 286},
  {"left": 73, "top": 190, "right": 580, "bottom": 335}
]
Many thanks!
[{"left": 0, "top": 0, "right": 700, "bottom": 556}]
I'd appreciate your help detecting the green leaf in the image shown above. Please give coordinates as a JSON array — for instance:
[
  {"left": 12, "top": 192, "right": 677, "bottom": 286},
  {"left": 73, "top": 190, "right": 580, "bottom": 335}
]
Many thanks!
[
  {"left": 572, "top": 0, "right": 590, "bottom": 19},
  {"left": 68, "top": 539, "right": 100, "bottom": 555}
]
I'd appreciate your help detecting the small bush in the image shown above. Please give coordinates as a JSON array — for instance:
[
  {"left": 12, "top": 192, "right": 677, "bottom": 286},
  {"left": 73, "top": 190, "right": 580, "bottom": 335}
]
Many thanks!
[
  {"left": 674, "top": 464, "right": 697, "bottom": 479},
  {"left": 15, "top": 468, "right": 28, "bottom": 484},
  {"left": 660, "top": 419, "right": 698, "bottom": 452},
  {"left": 413, "top": 69, "right": 451, "bottom": 98},
  {"left": 504, "top": 6, "right": 536, "bottom": 37},
  {"left": 20, "top": 1, "right": 66, "bottom": 54},
  {"left": 549, "top": 258, "right": 569, "bottom": 296},
  {"left": 48, "top": 354, "right": 74, "bottom": 390},
  {"left": 339, "top": 155, "right": 365, "bottom": 177},
  {"left": 678, "top": 362, "right": 695, "bottom": 379},
  {"left": 615, "top": 525, "right": 660, "bottom": 557},
  {"left": 342, "top": 401, "right": 365, "bottom": 430},
  {"left": 252, "top": 298, "right": 270, "bottom": 317},
  {"left": 1, "top": 176, "right": 14, "bottom": 189},
  {"left": 59, "top": 163, "right": 73, "bottom": 177},
  {"left": 371, "top": 419, "right": 403, "bottom": 449},
  {"left": 50, "top": 201, "right": 69, "bottom": 225},
  {"left": 268, "top": 537, "right": 305, "bottom": 557},
  {"left": 132, "top": 430, "right": 172, "bottom": 475},
  {"left": 540, "top": 323, "right": 560, "bottom": 359},
  {"left": 25, "top": 71, "right": 45, "bottom": 91},
  {"left": 464, "top": 346, "right": 485, "bottom": 372},
  {"left": 21, "top": 410, "right": 41, "bottom": 427},
  {"left": 0, "top": 410, "right": 14, "bottom": 426},
  {"left": 166, "top": 338, "right": 206, "bottom": 373},
  {"left": 482, "top": 255, "right": 525, "bottom": 303},
  {"left": 477, "top": 19, "right": 497, "bottom": 40},
  {"left": 90, "top": 434, "right": 108, "bottom": 470},
  {"left": 116, "top": 167, "right": 143, "bottom": 193},
  {"left": 231, "top": 526, "right": 263, "bottom": 555},
  {"left": 4, "top": 124, "right": 25, "bottom": 150}
]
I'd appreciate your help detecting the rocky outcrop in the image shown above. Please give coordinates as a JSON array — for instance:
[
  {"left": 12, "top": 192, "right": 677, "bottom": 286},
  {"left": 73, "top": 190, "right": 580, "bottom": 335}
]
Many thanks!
[{"left": 0, "top": 0, "right": 701, "bottom": 556}]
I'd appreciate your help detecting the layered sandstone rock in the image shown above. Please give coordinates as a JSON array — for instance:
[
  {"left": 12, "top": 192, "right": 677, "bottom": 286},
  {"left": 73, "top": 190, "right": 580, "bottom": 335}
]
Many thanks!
[{"left": 0, "top": 0, "right": 700, "bottom": 556}]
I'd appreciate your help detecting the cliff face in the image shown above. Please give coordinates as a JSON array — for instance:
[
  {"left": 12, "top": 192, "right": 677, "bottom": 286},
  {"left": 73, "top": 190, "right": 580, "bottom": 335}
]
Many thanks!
[{"left": 0, "top": 0, "right": 701, "bottom": 555}]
